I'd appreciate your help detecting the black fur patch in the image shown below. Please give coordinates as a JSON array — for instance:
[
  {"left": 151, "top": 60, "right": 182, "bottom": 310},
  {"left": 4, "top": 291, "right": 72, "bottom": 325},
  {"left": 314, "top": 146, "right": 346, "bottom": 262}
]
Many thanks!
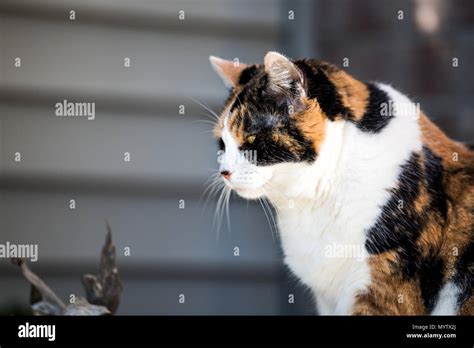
[
  {"left": 356, "top": 83, "right": 393, "bottom": 133},
  {"left": 364, "top": 148, "right": 447, "bottom": 256},
  {"left": 238, "top": 65, "right": 260, "bottom": 85},
  {"left": 229, "top": 72, "right": 267, "bottom": 114},
  {"left": 217, "top": 138, "right": 225, "bottom": 151},
  {"left": 454, "top": 239, "right": 473, "bottom": 307},
  {"left": 419, "top": 251, "right": 445, "bottom": 312},
  {"left": 239, "top": 99, "right": 316, "bottom": 166},
  {"left": 365, "top": 146, "right": 452, "bottom": 311},
  {"left": 295, "top": 60, "right": 350, "bottom": 121},
  {"left": 417, "top": 147, "right": 448, "bottom": 312},
  {"left": 365, "top": 152, "right": 423, "bottom": 263},
  {"left": 230, "top": 89, "right": 246, "bottom": 114},
  {"left": 423, "top": 146, "right": 448, "bottom": 219}
]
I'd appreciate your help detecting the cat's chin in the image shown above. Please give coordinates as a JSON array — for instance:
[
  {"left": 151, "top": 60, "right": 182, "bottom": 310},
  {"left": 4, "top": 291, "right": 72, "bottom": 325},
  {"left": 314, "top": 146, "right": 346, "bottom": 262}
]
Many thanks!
[{"left": 234, "top": 187, "right": 265, "bottom": 200}]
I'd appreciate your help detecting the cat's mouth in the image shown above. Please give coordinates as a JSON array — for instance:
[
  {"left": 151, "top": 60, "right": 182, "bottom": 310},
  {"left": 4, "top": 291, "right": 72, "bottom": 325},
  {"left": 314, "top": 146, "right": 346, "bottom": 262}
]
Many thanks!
[{"left": 223, "top": 170, "right": 271, "bottom": 200}]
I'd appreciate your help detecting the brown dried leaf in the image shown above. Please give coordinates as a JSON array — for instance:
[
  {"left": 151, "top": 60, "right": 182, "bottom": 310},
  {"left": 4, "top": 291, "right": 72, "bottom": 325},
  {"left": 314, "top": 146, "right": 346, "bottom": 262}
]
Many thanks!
[
  {"left": 81, "top": 223, "right": 123, "bottom": 314},
  {"left": 11, "top": 258, "right": 66, "bottom": 314}
]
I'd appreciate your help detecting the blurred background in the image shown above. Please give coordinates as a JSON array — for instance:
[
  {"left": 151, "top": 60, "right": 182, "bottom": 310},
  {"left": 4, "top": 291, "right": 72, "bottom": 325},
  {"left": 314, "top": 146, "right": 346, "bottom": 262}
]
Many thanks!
[{"left": 0, "top": 0, "right": 472, "bottom": 315}]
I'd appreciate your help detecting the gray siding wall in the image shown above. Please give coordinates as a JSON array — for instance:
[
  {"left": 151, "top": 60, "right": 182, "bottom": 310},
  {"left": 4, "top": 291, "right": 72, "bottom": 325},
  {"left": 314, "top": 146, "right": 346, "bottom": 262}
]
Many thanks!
[{"left": 0, "top": 0, "right": 314, "bottom": 315}]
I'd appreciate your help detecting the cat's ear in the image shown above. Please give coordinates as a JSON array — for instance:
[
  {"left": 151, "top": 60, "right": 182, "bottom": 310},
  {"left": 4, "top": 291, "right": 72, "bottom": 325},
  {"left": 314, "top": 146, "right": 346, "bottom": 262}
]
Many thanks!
[
  {"left": 264, "top": 51, "right": 305, "bottom": 96},
  {"left": 209, "top": 56, "right": 249, "bottom": 88}
]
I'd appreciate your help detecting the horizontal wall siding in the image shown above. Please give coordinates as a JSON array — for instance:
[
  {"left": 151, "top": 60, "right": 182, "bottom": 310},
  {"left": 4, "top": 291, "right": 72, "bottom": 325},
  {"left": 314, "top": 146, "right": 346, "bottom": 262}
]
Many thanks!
[{"left": 0, "top": 0, "right": 315, "bottom": 315}]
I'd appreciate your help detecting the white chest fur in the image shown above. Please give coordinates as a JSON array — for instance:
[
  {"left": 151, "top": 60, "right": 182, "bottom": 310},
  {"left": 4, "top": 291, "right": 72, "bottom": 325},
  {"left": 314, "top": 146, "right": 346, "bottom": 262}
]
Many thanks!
[
  {"left": 277, "top": 195, "right": 373, "bottom": 314},
  {"left": 267, "top": 84, "right": 422, "bottom": 314}
]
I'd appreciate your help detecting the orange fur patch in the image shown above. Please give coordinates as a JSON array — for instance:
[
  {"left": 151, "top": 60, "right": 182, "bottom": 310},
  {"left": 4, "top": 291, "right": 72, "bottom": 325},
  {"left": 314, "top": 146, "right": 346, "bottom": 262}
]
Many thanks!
[
  {"left": 328, "top": 70, "right": 369, "bottom": 120},
  {"left": 419, "top": 114, "right": 473, "bottom": 168},
  {"left": 420, "top": 114, "right": 474, "bottom": 290},
  {"left": 353, "top": 253, "right": 426, "bottom": 315},
  {"left": 296, "top": 98, "right": 327, "bottom": 153}
]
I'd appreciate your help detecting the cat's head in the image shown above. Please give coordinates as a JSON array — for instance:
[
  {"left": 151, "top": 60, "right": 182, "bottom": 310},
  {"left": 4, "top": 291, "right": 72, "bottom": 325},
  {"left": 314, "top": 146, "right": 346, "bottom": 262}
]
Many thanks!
[{"left": 210, "top": 52, "right": 337, "bottom": 200}]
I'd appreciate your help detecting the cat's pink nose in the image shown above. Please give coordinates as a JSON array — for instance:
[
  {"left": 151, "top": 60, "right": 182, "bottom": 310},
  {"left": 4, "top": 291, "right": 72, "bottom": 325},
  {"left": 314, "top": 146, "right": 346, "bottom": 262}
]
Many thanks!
[{"left": 220, "top": 170, "right": 232, "bottom": 180}]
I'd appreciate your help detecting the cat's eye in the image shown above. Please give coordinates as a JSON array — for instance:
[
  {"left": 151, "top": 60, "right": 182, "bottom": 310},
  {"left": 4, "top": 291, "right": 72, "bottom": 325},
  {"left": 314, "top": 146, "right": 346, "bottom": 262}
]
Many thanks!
[{"left": 246, "top": 134, "right": 256, "bottom": 144}]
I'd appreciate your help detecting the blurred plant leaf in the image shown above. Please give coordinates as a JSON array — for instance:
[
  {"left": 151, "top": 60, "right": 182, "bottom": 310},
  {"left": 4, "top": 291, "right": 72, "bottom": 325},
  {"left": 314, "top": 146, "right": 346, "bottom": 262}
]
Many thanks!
[
  {"left": 11, "top": 224, "right": 122, "bottom": 316},
  {"left": 82, "top": 223, "right": 123, "bottom": 314}
]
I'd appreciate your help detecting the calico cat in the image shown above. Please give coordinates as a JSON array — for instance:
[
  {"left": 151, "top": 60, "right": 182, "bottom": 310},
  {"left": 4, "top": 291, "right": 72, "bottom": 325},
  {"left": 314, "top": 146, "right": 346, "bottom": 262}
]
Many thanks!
[{"left": 209, "top": 52, "right": 473, "bottom": 315}]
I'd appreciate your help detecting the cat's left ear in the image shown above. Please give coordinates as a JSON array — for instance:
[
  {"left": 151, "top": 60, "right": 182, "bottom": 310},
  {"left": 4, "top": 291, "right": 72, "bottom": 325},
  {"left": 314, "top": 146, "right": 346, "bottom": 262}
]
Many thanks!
[
  {"left": 209, "top": 56, "right": 249, "bottom": 88},
  {"left": 264, "top": 51, "right": 305, "bottom": 98}
]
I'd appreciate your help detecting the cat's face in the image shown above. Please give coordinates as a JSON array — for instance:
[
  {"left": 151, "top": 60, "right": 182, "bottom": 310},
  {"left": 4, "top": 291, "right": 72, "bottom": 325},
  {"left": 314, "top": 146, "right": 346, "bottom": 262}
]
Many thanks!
[{"left": 210, "top": 52, "right": 328, "bottom": 200}]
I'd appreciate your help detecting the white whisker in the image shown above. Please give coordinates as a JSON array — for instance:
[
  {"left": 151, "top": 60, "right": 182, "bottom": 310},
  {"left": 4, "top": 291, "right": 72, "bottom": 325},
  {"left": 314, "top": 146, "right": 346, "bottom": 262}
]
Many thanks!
[
  {"left": 189, "top": 97, "right": 220, "bottom": 120},
  {"left": 257, "top": 197, "right": 276, "bottom": 242}
]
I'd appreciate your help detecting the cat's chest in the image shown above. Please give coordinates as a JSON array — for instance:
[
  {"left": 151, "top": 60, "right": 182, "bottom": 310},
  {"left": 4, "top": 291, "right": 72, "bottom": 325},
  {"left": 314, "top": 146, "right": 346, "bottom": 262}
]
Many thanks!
[{"left": 277, "top": 202, "right": 372, "bottom": 314}]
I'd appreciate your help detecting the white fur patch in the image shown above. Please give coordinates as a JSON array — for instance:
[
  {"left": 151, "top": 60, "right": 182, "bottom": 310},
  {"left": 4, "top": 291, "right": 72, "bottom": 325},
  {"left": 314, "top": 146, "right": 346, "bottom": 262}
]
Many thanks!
[{"left": 431, "top": 282, "right": 460, "bottom": 315}]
